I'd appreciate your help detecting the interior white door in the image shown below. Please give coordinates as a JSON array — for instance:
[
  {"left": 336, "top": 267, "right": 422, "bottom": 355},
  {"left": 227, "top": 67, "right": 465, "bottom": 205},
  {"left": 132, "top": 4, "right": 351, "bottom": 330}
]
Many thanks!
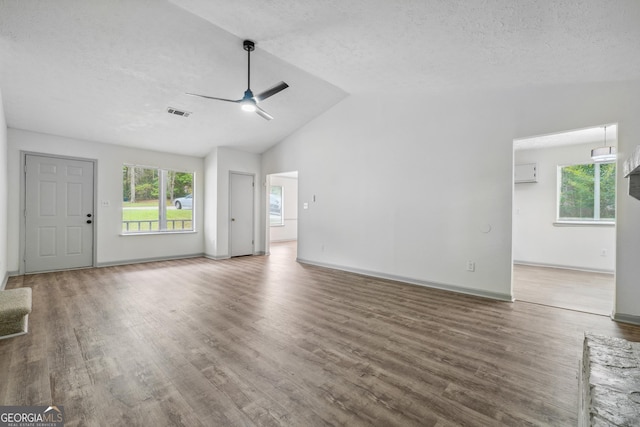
[
  {"left": 229, "top": 172, "right": 254, "bottom": 257},
  {"left": 25, "top": 154, "right": 94, "bottom": 273}
]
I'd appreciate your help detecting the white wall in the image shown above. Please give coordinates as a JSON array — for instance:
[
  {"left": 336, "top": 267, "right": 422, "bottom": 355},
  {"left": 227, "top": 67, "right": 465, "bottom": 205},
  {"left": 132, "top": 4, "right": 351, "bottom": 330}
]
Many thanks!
[
  {"left": 263, "top": 79, "right": 640, "bottom": 321},
  {"left": 204, "top": 146, "right": 262, "bottom": 258},
  {"left": 269, "top": 175, "right": 298, "bottom": 242},
  {"left": 514, "top": 143, "right": 616, "bottom": 272},
  {"left": 0, "top": 90, "right": 7, "bottom": 287},
  {"left": 7, "top": 129, "right": 205, "bottom": 270},
  {"left": 264, "top": 92, "right": 515, "bottom": 300}
]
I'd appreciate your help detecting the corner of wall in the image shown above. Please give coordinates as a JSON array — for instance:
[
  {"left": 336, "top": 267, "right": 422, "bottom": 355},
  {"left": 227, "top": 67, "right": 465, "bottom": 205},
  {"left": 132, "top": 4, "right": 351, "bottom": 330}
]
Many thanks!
[
  {"left": 611, "top": 312, "right": 640, "bottom": 327},
  {"left": 204, "top": 148, "right": 219, "bottom": 256},
  {"left": 0, "top": 88, "right": 8, "bottom": 285}
]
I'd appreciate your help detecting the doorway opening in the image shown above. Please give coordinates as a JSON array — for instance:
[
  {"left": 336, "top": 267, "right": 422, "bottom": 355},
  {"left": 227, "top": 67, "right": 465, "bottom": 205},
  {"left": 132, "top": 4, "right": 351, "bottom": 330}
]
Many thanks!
[
  {"left": 512, "top": 124, "right": 617, "bottom": 315},
  {"left": 265, "top": 171, "right": 298, "bottom": 259}
]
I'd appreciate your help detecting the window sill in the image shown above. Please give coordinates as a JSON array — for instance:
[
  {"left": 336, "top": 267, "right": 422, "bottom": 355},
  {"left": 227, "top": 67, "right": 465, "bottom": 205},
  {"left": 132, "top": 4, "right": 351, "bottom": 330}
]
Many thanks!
[
  {"left": 120, "top": 230, "right": 197, "bottom": 236},
  {"left": 553, "top": 221, "right": 615, "bottom": 227}
]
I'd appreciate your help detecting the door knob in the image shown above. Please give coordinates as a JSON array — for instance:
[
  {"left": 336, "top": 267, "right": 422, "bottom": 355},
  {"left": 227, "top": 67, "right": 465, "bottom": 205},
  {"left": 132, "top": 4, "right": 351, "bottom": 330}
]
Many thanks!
[
  {"left": 87, "top": 213, "right": 92, "bottom": 217},
  {"left": 86, "top": 220, "right": 92, "bottom": 224},
  {"left": 231, "top": 218, "right": 235, "bottom": 222}
]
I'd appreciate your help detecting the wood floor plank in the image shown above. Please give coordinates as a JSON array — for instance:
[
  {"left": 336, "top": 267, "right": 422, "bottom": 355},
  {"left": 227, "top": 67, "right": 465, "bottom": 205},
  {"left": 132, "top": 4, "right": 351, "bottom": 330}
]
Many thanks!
[
  {"left": 513, "top": 263, "right": 614, "bottom": 315},
  {"left": 1, "top": 241, "right": 640, "bottom": 426}
]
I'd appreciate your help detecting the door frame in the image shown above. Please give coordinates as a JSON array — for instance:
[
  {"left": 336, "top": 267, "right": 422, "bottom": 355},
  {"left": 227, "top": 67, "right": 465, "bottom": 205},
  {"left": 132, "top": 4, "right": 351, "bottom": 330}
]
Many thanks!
[
  {"left": 264, "top": 171, "right": 299, "bottom": 256},
  {"left": 19, "top": 151, "right": 98, "bottom": 274},
  {"left": 511, "top": 125, "right": 617, "bottom": 315},
  {"left": 228, "top": 171, "right": 255, "bottom": 257}
]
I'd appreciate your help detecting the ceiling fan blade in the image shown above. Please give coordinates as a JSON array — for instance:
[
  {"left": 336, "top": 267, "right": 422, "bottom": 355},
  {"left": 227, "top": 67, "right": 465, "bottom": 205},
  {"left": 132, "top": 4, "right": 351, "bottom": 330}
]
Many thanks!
[
  {"left": 185, "top": 93, "right": 240, "bottom": 103},
  {"left": 253, "top": 81, "right": 289, "bottom": 103},
  {"left": 255, "top": 106, "right": 274, "bottom": 121}
]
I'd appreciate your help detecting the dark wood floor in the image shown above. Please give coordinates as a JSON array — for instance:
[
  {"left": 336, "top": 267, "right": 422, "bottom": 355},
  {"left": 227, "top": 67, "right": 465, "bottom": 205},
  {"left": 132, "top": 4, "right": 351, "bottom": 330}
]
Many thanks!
[
  {"left": 513, "top": 264, "right": 614, "bottom": 316},
  {"left": 2, "top": 242, "right": 640, "bottom": 426}
]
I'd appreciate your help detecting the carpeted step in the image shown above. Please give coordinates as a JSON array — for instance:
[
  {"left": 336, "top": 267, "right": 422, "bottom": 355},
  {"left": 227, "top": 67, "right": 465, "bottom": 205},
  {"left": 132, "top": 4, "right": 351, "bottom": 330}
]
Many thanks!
[{"left": 0, "top": 287, "right": 32, "bottom": 339}]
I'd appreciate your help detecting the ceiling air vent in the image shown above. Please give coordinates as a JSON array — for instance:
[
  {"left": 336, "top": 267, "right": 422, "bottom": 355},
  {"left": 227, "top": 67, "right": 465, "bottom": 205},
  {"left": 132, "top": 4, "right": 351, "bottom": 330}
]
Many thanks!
[{"left": 167, "top": 107, "right": 191, "bottom": 117}]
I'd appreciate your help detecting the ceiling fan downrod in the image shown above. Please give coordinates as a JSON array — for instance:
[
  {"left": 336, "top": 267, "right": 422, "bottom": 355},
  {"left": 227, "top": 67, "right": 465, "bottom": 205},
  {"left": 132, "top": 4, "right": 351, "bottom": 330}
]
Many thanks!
[{"left": 243, "top": 40, "right": 255, "bottom": 92}]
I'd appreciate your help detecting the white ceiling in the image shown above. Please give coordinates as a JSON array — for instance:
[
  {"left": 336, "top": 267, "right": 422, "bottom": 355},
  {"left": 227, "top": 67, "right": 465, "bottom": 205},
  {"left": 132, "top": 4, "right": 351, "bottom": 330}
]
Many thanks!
[{"left": 1, "top": 1, "right": 640, "bottom": 156}]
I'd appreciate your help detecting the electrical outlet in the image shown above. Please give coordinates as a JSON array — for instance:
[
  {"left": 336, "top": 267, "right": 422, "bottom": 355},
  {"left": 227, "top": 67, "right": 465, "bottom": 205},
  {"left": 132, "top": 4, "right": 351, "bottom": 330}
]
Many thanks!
[{"left": 466, "top": 261, "right": 476, "bottom": 272}]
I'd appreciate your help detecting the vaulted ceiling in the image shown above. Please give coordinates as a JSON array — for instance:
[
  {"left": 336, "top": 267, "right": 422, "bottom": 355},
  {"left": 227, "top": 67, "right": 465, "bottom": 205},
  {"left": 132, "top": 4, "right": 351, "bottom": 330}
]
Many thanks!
[{"left": 1, "top": 0, "right": 640, "bottom": 156}]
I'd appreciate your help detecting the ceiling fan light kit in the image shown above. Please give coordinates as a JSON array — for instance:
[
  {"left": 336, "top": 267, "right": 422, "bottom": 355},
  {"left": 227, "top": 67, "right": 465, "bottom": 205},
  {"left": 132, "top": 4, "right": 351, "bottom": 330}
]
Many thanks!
[
  {"left": 591, "top": 125, "right": 617, "bottom": 163},
  {"left": 591, "top": 146, "right": 617, "bottom": 163},
  {"left": 241, "top": 101, "right": 257, "bottom": 112},
  {"left": 186, "top": 39, "right": 289, "bottom": 120}
]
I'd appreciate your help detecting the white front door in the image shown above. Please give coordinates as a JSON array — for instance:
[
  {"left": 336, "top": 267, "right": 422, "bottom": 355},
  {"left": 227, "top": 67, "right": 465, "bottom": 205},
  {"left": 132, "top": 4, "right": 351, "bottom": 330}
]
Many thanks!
[
  {"left": 229, "top": 172, "right": 254, "bottom": 257},
  {"left": 25, "top": 154, "right": 95, "bottom": 273}
]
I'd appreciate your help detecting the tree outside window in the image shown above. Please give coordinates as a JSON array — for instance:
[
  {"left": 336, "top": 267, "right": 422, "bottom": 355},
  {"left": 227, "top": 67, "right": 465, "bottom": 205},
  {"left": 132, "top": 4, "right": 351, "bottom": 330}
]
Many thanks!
[{"left": 558, "top": 162, "right": 615, "bottom": 222}]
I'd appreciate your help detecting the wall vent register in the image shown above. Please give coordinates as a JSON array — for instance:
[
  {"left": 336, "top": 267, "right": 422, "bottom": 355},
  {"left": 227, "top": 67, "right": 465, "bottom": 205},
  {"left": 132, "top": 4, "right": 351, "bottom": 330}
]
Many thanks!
[{"left": 167, "top": 107, "right": 191, "bottom": 117}]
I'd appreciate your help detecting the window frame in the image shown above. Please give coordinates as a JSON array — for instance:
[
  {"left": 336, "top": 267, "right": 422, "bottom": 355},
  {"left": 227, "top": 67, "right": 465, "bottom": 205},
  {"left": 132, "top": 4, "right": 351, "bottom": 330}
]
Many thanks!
[
  {"left": 122, "top": 164, "right": 195, "bottom": 235},
  {"left": 556, "top": 161, "right": 616, "bottom": 226}
]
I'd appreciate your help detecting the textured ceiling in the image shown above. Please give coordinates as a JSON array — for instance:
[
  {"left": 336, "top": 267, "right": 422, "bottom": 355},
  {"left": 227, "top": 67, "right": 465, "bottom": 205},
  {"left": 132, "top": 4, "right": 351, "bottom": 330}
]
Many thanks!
[
  {"left": 173, "top": 0, "right": 640, "bottom": 93},
  {"left": 1, "top": 0, "right": 640, "bottom": 156},
  {"left": 0, "top": 0, "right": 346, "bottom": 156}
]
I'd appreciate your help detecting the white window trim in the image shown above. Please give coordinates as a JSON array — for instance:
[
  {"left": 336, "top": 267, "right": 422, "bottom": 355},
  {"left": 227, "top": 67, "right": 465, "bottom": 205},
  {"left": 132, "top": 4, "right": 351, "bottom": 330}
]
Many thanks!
[
  {"left": 553, "top": 220, "right": 615, "bottom": 227},
  {"left": 556, "top": 162, "right": 616, "bottom": 224},
  {"left": 122, "top": 164, "right": 195, "bottom": 234}
]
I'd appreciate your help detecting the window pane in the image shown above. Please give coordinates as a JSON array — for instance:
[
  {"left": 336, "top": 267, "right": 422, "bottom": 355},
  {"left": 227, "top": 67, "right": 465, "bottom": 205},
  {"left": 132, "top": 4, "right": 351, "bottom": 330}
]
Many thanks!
[
  {"left": 167, "top": 171, "right": 194, "bottom": 231},
  {"left": 559, "top": 164, "right": 595, "bottom": 219},
  {"left": 122, "top": 165, "right": 159, "bottom": 232},
  {"left": 270, "top": 186, "right": 283, "bottom": 226},
  {"left": 599, "top": 163, "right": 616, "bottom": 219},
  {"left": 558, "top": 163, "right": 616, "bottom": 222},
  {"left": 123, "top": 166, "right": 194, "bottom": 233}
]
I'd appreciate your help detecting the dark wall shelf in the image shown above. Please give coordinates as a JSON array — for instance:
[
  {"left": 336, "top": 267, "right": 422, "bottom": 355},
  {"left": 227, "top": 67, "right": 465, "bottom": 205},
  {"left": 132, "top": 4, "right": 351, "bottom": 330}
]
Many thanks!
[{"left": 623, "top": 146, "right": 640, "bottom": 200}]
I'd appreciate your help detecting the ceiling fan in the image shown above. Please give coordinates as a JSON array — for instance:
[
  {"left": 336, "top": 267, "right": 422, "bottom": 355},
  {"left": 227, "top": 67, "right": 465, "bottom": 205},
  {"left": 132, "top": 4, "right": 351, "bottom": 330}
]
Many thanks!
[{"left": 186, "top": 40, "right": 289, "bottom": 121}]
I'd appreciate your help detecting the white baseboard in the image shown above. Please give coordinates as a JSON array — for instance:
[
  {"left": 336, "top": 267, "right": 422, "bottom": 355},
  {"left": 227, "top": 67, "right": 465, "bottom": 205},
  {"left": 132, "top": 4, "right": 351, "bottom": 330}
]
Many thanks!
[
  {"left": 96, "top": 253, "right": 204, "bottom": 268},
  {"left": 204, "top": 252, "right": 265, "bottom": 260},
  {"left": 204, "top": 254, "right": 230, "bottom": 260},
  {"left": 513, "top": 260, "right": 614, "bottom": 274},
  {"left": 611, "top": 312, "right": 640, "bottom": 326},
  {"left": 297, "top": 258, "right": 513, "bottom": 302}
]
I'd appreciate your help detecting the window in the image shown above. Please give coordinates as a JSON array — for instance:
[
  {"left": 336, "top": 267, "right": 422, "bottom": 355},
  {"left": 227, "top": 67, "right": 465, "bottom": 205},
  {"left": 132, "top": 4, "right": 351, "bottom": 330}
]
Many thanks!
[
  {"left": 270, "top": 185, "right": 283, "bottom": 226},
  {"left": 558, "top": 162, "right": 615, "bottom": 222},
  {"left": 122, "top": 165, "right": 194, "bottom": 233}
]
